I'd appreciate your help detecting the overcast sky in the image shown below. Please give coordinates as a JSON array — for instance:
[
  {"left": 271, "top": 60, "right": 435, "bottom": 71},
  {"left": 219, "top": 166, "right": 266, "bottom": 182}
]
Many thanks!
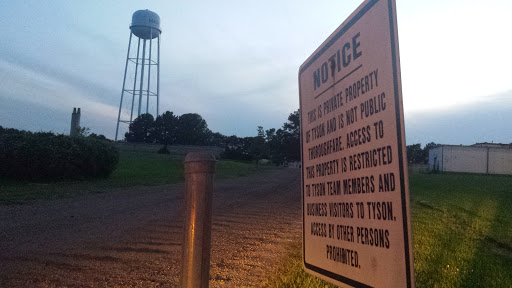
[{"left": 1, "top": 0, "right": 511, "bottom": 146}]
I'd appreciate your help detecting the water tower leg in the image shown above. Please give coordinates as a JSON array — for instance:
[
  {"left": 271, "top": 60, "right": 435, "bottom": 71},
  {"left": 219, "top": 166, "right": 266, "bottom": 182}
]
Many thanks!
[
  {"left": 146, "top": 28, "right": 152, "bottom": 115},
  {"left": 138, "top": 39, "right": 147, "bottom": 117},
  {"left": 130, "top": 38, "right": 141, "bottom": 123},
  {"left": 115, "top": 31, "right": 133, "bottom": 141},
  {"left": 157, "top": 35, "right": 160, "bottom": 117}
]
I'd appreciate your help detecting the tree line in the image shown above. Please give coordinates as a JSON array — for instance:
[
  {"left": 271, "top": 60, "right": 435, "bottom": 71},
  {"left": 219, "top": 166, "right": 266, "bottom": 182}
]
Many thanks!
[
  {"left": 406, "top": 142, "right": 438, "bottom": 164},
  {"left": 126, "top": 110, "right": 441, "bottom": 165},
  {"left": 125, "top": 110, "right": 300, "bottom": 164}
]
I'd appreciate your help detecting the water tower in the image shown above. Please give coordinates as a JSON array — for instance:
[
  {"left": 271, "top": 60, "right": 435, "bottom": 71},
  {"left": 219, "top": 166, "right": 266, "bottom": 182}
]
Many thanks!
[{"left": 115, "top": 9, "right": 161, "bottom": 141}]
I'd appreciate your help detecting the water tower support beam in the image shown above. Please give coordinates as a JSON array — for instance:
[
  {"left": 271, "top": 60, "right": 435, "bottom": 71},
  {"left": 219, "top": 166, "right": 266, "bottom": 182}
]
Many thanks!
[
  {"left": 130, "top": 37, "right": 141, "bottom": 123},
  {"left": 138, "top": 39, "right": 147, "bottom": 117},
  {"left": 157, "top": 35, "right": 160, "bottom": 117},
  {"left": 146, "top": 28, "right": 153, "bottom": 115},
  {"left": 115, "top": 31, "right": 133, "bottom": 142}
]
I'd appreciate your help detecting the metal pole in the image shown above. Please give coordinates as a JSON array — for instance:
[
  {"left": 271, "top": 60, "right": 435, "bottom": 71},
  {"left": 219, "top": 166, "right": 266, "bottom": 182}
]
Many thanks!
[
  {"left": 146, "top": 28, "right": 152, "bottom": 115},
  {"left": 156, "top": 35, "right": 160, "bottom": 117},
  {"left": 115, "top": 31, "right": 133, "bottom": 141},
  {"left": 138, "top": 39, "right": 147, "bottom": 117},
  {"left": 181, "top": 153, "right": 216, "bottom": 288},
  {"left": 130, "top": 37, "right": 141, "bottom": 124}
]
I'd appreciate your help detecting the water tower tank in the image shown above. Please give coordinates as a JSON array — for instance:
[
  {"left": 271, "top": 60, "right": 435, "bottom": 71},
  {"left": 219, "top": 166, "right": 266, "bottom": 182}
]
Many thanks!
[{"left": 130, "top": 10, "right": 161, "bottom": 39}]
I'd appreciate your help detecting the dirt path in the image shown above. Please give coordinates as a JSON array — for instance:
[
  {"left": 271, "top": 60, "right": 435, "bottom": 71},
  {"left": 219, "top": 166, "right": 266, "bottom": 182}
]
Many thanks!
[{"left": 0, "top": 168, "right": 302, "bottom": 287}]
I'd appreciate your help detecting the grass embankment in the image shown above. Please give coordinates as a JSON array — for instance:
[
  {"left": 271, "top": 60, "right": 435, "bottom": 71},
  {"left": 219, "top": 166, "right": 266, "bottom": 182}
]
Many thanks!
[
  {"left": 264, "top": 171, "right": 512, "bottom": 287},
  {"left": 0, "top": 148, "right": 274, "bottom": 204}
]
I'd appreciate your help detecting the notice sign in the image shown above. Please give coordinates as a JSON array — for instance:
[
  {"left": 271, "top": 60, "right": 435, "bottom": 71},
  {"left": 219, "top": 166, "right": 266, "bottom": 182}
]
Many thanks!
[{"left": 299, "top": 0, "right": 414, "bottom": 287}]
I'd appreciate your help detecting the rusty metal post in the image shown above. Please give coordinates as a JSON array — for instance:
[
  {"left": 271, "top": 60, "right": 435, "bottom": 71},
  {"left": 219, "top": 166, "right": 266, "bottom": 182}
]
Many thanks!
[{"left": 180, "top": 152, "right": 216, "bottom": 288}]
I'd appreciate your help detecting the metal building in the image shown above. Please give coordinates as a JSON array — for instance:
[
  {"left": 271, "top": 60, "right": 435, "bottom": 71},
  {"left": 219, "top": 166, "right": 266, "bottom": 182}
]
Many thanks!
[
  {"left": 429, "top": 144, "right": 512, "bottom": 175},
  {"left": 115, "top": 10, "right": 162, "bottom": 141}
]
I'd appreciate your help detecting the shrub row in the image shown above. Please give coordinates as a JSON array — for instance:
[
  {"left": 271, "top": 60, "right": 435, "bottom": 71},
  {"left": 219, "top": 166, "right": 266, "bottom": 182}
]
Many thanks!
[{"left": 0, "top": 127, "right": 119, "bottom": 181}]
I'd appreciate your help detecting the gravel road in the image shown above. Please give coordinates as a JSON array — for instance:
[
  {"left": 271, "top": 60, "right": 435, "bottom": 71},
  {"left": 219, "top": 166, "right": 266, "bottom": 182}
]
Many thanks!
[{"left": 0, "top": 168, "right": 302, "bottom": 287}]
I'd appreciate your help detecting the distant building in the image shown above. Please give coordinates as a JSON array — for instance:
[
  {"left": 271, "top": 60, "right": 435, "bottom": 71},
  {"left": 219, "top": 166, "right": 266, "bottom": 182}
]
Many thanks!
[
  {"left": 70, "top": 107, "right": 81, "bottom": 136},
  {"left": 471, "top": 142, "right": 512, "bottom": 149},
  {"left": 429, "top": 144, "right": 512, "bottom": 175}
]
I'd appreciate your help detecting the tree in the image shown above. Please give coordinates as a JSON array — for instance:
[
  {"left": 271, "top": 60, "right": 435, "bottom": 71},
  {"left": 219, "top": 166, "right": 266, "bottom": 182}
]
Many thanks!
[
  {"left": 281, "top": 110, "right": 301, "bottom": 162},
  {"left": 218, "top": 109, "right": 301, "bottom": 164},
  {"left": 249, "top": 126, "right": 267, "bottom": 160},
  {"left": 206, "top": 130, "right": 226, "bottom": 146},
  {"left": 406, "top": 143, "right": 424, "bottom": 164},
  {"left": 266, "top": 128, "right": 286, "bottom": 164},
  {"left": 265, "top": 128, "right": 276, "bottom": 143},
  {"left": 88, "top": 133, "right": 108, "bottom": 141},
  {"left": 76, "top": 127, "right": 90, "bottom": 137},
  {"left": 154, "top": 111, "right": 178, "bottom": 145},
  {"left": 283, "top": 110, "right": 300, "bottom": 137},
  {"left": 175, "top": 113, "right": 209, "bottom": 145},
  {"left": 125, "top": 113, "right": 155, "bottom": 143},
  {"left": 222, "top": 135, "right": 254, "bottom": 161}
]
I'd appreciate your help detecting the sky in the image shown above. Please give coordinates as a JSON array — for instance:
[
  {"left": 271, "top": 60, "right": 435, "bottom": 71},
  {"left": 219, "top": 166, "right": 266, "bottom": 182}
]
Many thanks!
[{"left": 0, "top": 0, "right": 511, "bottom": 146}]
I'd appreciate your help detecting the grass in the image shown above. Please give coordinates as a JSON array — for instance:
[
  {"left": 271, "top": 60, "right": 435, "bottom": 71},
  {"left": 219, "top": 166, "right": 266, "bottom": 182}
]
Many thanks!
[
  {"left": 0, "top": 149, "right": 277, "bottom": 204},
  {"left": 410, "top": 172, "right": 512, "bottom": 287},
  {"left": 261, "top": 240, "right": 337, "bottom": 288},
  {"left": 264, "top": 171, "right": 512, "bottom": 287}
]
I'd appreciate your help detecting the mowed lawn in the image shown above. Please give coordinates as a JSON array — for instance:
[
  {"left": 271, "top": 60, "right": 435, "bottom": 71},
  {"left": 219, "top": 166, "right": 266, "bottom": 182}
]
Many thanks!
[
  {"left": 411, "top": 172, "right": 512, "bottom": 287},
  {"left": 0, "top": 149, "right": 275, "bottom": 204},
  {"left": 265, "top": 171, "right": 512, "bottom": 288}
]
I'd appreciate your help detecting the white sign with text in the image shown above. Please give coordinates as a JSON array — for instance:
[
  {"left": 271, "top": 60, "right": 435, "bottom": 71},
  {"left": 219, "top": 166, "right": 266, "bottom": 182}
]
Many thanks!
[{"left": 299, "top": 0, "right": 414, "bottom": 287}]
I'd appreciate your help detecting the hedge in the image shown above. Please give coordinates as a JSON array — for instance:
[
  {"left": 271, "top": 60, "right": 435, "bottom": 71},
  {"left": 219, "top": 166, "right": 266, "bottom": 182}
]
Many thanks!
[{"left": 0, "top": 127, "right": 119, "bottom": 181}]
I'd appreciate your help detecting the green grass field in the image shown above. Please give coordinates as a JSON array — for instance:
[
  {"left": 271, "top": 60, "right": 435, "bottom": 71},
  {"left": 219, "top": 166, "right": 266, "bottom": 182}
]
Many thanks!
[
  {"left": 265, "top": 171, "right": 512, "bottom": 287},
  {"left": 411, "top": 172, "right": 512, "bottom": 287},
  {"left": 0, "top": 148, "right": 276, "bottom": 204}
]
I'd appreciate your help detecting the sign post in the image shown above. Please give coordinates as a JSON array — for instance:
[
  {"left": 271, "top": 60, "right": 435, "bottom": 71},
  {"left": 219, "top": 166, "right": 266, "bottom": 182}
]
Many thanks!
[{"left": 299, "top": 0, "right": 414, "bottom": 287}]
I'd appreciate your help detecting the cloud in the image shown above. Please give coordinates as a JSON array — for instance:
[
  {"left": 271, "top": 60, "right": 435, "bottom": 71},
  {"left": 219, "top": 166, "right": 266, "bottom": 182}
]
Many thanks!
[
  {"left": 405, "top": 90, "right": 512, "bottom": 146},
  {"left": 399, "top": 0, "right": 512, "bottom": 112},
  {"left": 0, "top": 58, "right": 119, "bottom": 137}
]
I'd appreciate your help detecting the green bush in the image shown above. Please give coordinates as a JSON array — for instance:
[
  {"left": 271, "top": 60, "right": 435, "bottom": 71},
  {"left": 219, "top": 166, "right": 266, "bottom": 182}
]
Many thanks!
[{"left": 0, "top": 127, "right": 119, "bottom": 181}]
